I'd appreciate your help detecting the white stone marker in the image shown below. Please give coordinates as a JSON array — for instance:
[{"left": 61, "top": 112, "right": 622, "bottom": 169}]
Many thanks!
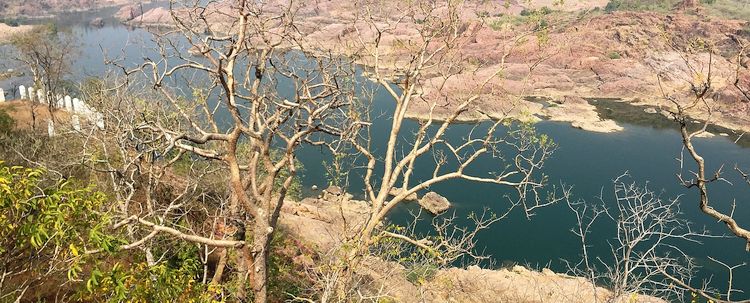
[
  {"left": 0, "top": 88, "right": 5, "bottom": 102},
  {"left": 28, "top": 87, "right": 35, "bottom": 102},
  {"left": 57, "top": 98, "right": 64, "bottom": 108},
  {"left": 37, "top": 89, "right": 45, "bottom": 104},
  {"left": 47, "top": 120, "right": 55, "bottom": 137},
  {"left": 71, "top": 115, "right": 81, "bottom": 131},
  {"left": 72, "top": 98, "right": 83, "bottom": 113},
  {"left": 64, "top": 95, "right": 72, "bottom": 111},
  {"left": 19, "top": 85, "right": 26, "bottom": 99},
  {"left": 95, "top": 113, "right": 105, "bottom": 130}
]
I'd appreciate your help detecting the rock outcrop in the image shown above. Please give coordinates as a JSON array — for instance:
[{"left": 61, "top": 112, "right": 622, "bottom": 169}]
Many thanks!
[
  {"left": 115, "top": 3, "right": 144, "bottom": 22},
  {"left": 544, "top": 96, "right": 624, "bottom": 133},
  {"left": 279, "top": 195, "right": 666, "bottom": 303},
  {"left": 0, "top": 22, "right": 33, "bottom": 43},
  {"left": 126, "top": 7, "right": 171, "bottom": 26},
  {"left": 419, "top": 192, "right": 452, "bottom": 215},
  {"left": 89, "top": 17, "right": 105, "bottom": 27}
]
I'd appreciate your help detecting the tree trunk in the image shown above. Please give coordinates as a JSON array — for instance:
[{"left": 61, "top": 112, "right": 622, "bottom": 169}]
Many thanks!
[
  {"left": 252, "top": 218, "right": 272, "bottom": 303},
  {"left": 235, "top": 223, "right": 252, "bottom": 302}
]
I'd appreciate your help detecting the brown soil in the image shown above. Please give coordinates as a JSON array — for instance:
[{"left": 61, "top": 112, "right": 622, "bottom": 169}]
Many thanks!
[{"left": 0, "top": 100, "right": 71, "bottom": 131}]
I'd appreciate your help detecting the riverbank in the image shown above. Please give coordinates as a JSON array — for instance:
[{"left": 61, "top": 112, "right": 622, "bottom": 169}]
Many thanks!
[
  {"left": 116, "top": 0, "right": 750, "bottom": 135},
  {"left": 0, "top": 22, "right": 33, "bottom": 43},
  {"left": 0, "top": 0, "right": 145, "bottom": 19},
  {"left": 280, "top": 194, "right": 666, "bottom": 302}
]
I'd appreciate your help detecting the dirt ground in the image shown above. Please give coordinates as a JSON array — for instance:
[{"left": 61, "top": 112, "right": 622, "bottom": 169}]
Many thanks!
[{"left": 0, "top": 100, "right": 71, "bottom": 131}]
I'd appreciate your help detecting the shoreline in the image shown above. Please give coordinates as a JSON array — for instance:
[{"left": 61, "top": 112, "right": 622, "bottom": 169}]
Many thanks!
[
  {"left": 77, "top": 3, "right": 750, "bottom": 139},
  {"left": 0, "top": 1, "right": 148, "bottom": 20}
]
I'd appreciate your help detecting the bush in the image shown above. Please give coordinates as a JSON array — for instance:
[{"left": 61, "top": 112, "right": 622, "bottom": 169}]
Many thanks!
[
  {"left": 608, "top": 51, "right": 622, "bottom": 59},
  {"left": 0, "top": 162, "right": 121, "bottom": 301},
  {"left": 520, "top": 8, "right": 533, "bottom": 16},
  {"left": 0, "top": 109, "right": 15, "bottom": 136},
  {"left": 405, "top": 264, "right": 438, "bottom": 285},
  {"left": 605, "top": 0, "right": 622, "bottom": 12},
  {"left": 0, "top": 18, "right": 20, "bottom": 27},
  {"left": 536, "top": 19, "right": 550, "bottom": 30}
]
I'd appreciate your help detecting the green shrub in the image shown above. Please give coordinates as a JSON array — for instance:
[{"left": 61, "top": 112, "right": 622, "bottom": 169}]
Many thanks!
[
  {"left": 405, "top": 263, "right": 438, "bottom": 285},
  {"left": 520, "top": 8, "right": 533, "bottom": 16},
  {"left": 0, "top": 109, "right": 15, "bottom": 136},
  {"left": 0, "top": 162, "right": 121, "bottom": 301},
  {"left": 0, "top": 18, "right": 20, "bottom": 27},
  {"left": 605, "top": 0, "right": 622, "bottom": 12},
  {"left": 608, "top": 51, "right": 622, "bottom": 59},
  {"left": 536, "top": 19, "right": 549, "bottom": 30},
  {"left": 603, "top": 0, "right": 679, "bottom": 12}
]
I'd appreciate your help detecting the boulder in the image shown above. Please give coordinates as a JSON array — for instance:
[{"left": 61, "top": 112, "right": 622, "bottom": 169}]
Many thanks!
[
  {"left": 321, "top": 185, "right": 352, "bottom": 201},
  {"left": 89, "top": 17, "right": 104, "bottom": 27},
  {"left": 115, "top": 4, "right": 143, "bottom": 22},
  {"left": 418, "top": 192, "right": 451, "bottom": 215},
  {"left": 324, "top": 185, "right": 342, "bottom": 196}
]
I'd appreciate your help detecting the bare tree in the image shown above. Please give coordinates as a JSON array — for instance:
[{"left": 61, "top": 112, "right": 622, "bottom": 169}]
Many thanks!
[
  {"left": 657, "top": 41, "right": 750, "bottom": 251},
  {"left": 324, "top": 0, "right": 557, "bottom": 264},
  {"left": 101, "top": 1, "right": 359, "bottom": 301},
  {"left": 78, "top": 0, "right": 560, "bottom": 301},
  {"left": 581, "top": 37, "right": 750, "bottom": 303},
  {"left": 566, "top": 174, "right": 719, "bottom": 302},
  {"left": 9, "top": 23, "right": 78, "bottom": 127}
]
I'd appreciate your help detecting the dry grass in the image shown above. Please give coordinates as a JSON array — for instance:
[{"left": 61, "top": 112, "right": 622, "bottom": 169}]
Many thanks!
[
  {"left": 0, "top": 22, "right": 33, "bottom": 43},
  {"left": 0, "top": 100, "right": 71, "bottom": 130},
  {"left": 703, "top": 0, "right": 750, "bottom": 20}
]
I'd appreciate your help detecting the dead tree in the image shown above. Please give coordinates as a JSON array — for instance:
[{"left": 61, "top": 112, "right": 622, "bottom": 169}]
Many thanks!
[
  {"left": 566, "top": 174, "right": 717, "bottom": 302},
  {"left": 105, "top": 1, "right": 358, "bottom": 301},
  {"left": 339, "top": 1, "right": 555, "bottom": 253},
  {"left": 96, "top": 0, "right": 557, "bottom": 301},
  {"left": 659, "top": 47, "right": 750, "bottom": 252}
]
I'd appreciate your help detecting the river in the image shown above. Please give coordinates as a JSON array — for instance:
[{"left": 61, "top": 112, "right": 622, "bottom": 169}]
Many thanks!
[{"left": 6, "top": 7, "right": 750, "bottom": 299}]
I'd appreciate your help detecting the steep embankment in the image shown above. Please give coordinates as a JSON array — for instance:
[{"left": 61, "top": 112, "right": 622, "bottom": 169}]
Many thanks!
[{"left": 279, "top": 194, "right": 666, "bottom": 303}]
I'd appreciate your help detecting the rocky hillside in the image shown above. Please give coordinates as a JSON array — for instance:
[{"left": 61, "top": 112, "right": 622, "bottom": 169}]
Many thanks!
[
  {"left": 278, "top": 193, "right": 666, "bottom": 302},
  {"left": 0, "top": 0, "right": 139, "bottom": 17},
  {"left": 126, "top": 0, "right": 750, "bottom": 135}
]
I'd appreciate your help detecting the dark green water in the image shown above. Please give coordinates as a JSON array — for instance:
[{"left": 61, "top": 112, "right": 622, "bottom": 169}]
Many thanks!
[{"left": 12, "top": 9, "right": 748, "bottom": 300}]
